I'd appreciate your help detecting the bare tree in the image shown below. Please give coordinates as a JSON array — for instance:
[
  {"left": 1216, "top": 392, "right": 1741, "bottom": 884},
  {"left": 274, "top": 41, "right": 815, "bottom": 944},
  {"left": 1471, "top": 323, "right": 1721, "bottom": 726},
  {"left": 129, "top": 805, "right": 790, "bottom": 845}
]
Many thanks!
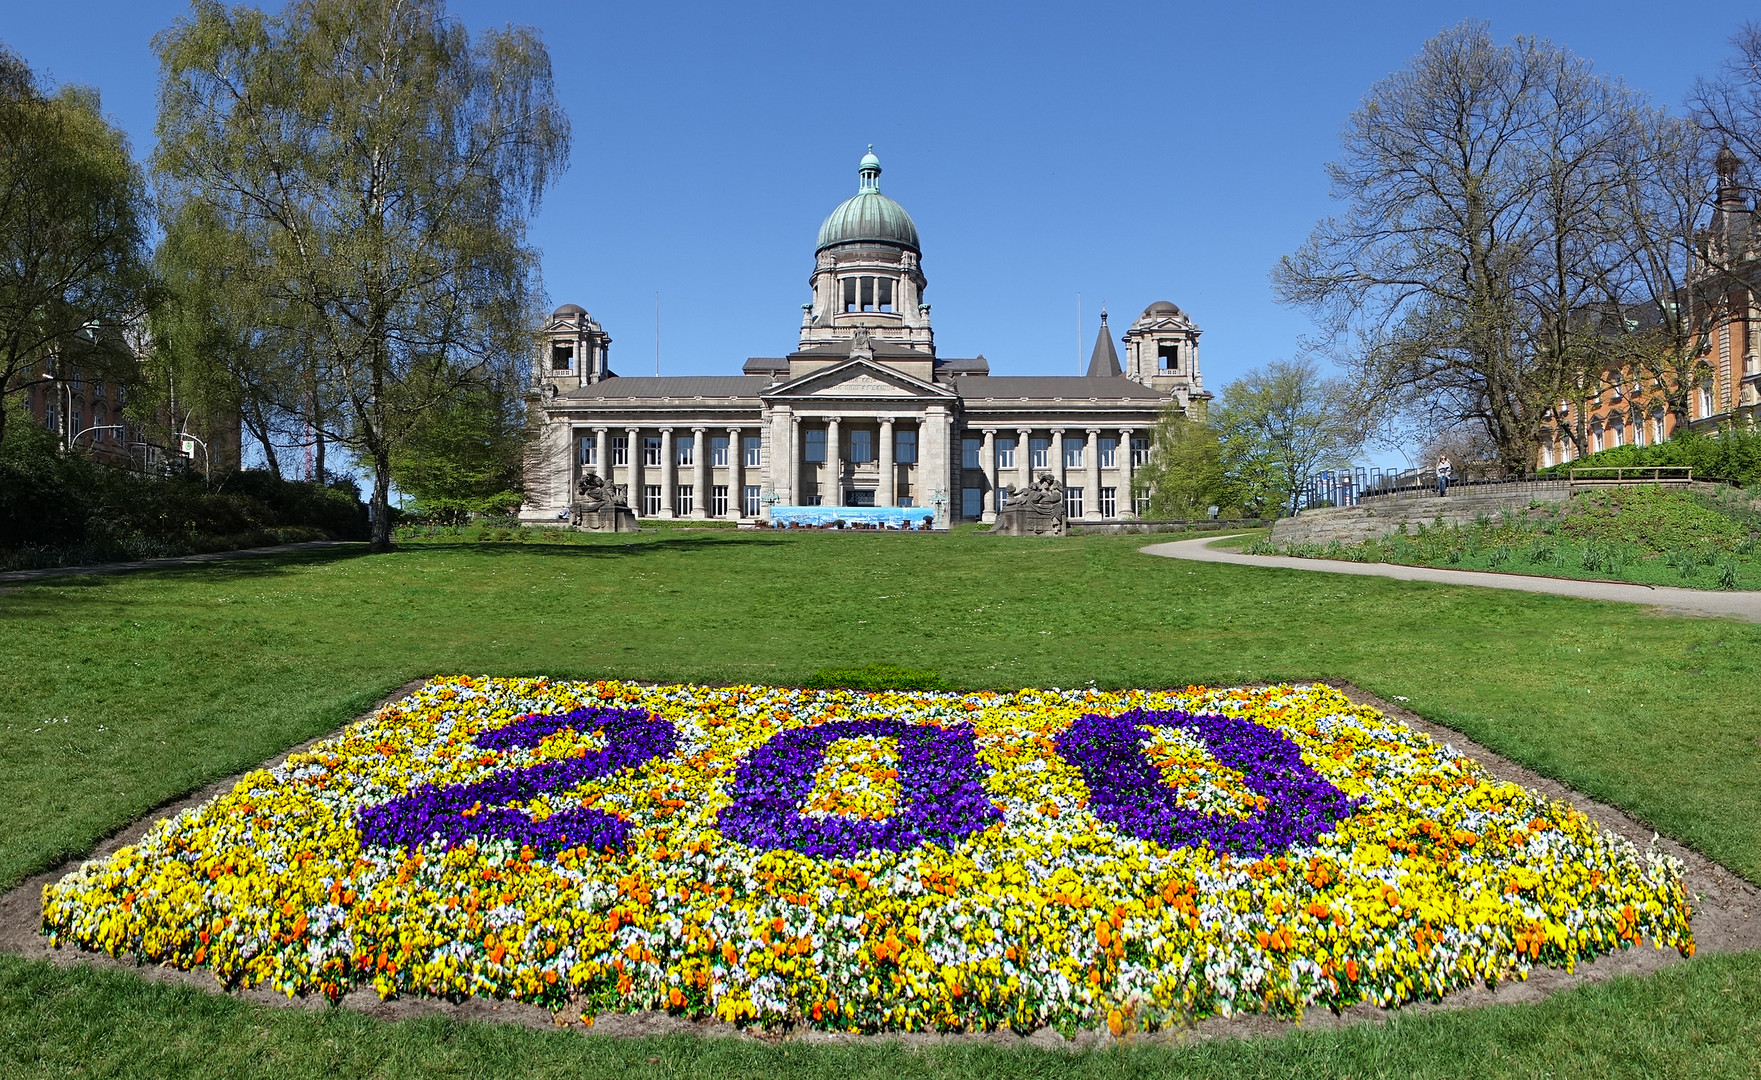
[
  {"left": 1692, "top": 23, "right": 1761, "bottom": 167},
  {"left": 1275, "top": 23, "right": 1639, "bottom": 474}
]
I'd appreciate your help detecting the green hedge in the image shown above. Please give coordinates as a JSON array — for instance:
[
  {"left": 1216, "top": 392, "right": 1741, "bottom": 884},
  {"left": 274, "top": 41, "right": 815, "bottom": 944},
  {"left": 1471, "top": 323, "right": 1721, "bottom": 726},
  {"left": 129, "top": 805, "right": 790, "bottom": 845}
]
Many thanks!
[
  {"left": 0, "top": 422, "right": 367, "bottom": 569},
  {"left": 1538, "top": 428, "right": 1761, "bottom": 486}
]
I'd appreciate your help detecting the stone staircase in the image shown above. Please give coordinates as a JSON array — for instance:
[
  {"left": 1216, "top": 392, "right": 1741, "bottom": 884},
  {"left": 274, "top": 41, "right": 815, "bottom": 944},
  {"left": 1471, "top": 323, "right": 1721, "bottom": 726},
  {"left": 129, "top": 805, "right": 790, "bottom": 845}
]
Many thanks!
[{"left": 1270, "top": 481, "right": 1573, "bottom": 546}]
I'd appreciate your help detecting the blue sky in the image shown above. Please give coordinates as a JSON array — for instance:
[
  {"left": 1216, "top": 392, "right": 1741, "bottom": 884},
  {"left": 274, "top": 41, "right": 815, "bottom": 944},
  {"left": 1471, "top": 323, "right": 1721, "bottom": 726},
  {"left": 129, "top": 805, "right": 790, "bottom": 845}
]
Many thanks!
[{"left": 4, "top": 1, "right": 1747, "bottom": 397}]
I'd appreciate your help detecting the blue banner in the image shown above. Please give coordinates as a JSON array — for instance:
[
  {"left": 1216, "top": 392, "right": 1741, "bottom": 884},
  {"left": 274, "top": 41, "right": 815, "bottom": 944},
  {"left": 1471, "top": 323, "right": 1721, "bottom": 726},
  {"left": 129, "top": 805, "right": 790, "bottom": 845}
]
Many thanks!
[{"left": 767, "top": 506, "right": 937, "bottom": 529}]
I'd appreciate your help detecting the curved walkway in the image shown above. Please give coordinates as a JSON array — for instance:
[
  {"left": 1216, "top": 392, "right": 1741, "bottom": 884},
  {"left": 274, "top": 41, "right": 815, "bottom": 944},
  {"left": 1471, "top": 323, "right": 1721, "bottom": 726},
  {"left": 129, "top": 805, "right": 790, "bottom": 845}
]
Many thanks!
[{"left": 1142, "top": 535, "right": 1761, "bottom": 623}]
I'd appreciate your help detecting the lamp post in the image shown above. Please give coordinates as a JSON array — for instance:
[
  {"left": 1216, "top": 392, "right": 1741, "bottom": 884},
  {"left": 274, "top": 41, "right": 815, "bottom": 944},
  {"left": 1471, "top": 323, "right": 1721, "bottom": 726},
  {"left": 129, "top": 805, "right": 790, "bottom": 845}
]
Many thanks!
[
  {"left": 70, "top": 424, "right": 126, "bottom": 449},
  {"left": 178, "top": 431, "right": 211, "bottom": 481},
  {"left": 40, "top": 370, "right": 71, "bottom": 451}
]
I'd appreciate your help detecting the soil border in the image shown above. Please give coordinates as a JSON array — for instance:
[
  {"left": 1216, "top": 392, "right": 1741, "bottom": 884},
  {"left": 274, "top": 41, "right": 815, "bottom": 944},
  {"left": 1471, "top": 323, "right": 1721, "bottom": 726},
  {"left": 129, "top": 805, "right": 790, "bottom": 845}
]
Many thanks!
[{"left": 2, "top": 676, "right": 1755, "bottom": 1049}]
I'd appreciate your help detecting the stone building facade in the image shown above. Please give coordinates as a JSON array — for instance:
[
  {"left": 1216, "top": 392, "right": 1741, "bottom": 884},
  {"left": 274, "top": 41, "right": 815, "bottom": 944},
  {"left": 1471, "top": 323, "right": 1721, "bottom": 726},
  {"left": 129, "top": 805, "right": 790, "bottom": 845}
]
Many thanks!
[{"left": 520, "top": 151, "right": 1210, "bottom": 527}]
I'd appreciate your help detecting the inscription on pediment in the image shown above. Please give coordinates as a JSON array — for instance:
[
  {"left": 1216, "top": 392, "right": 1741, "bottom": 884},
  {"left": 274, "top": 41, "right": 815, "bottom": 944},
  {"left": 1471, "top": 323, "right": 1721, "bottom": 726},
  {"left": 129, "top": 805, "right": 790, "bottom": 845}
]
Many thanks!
[{"left": 809, "top": 373, "right": 912, "bottom": 397}]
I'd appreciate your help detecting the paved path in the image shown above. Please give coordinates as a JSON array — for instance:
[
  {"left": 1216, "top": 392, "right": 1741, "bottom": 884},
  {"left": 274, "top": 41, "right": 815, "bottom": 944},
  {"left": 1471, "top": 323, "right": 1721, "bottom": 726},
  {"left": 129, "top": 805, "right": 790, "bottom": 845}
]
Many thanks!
[
  {"left": 1142, "top": 535, "right": 1761, "bottom": 623},
  {"left": 0, "top": 540, "right": 364, "bottom": 585}
]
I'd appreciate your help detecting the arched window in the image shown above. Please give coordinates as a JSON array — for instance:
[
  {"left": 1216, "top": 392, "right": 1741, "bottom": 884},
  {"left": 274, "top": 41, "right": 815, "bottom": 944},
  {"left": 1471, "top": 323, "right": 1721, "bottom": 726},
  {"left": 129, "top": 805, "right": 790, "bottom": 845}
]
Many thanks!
[{"left": 93, "top": 405, "right": 107, "bottom": 445}]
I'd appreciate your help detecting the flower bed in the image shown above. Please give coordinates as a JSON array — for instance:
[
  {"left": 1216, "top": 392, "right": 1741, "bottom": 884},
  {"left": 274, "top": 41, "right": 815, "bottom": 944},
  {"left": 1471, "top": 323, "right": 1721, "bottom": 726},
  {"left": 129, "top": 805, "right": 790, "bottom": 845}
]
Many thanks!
[{"left": 42, "top": 680, "right": 1693, "bottom": 1033}]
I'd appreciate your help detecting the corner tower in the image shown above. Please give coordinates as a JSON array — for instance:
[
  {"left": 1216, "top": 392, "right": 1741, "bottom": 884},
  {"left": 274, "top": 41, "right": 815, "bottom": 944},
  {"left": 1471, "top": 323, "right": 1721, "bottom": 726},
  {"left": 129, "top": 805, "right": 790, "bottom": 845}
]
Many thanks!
[
  {"left": 535, "top": 303, "right": 612, "bottom": 389},
  {"left": 800, "top": 148, "right": 935, "bottom": 356},
  {"left": 1123, "top": 300, "right": 1209, "bottom": 417}
]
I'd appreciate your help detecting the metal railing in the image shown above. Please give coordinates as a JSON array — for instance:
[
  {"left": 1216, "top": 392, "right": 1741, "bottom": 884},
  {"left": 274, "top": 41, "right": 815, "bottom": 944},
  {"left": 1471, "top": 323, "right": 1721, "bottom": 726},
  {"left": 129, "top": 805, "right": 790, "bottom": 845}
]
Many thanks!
[{"left": 1567, "top": 466, "right": 1692, "bottom": 485}]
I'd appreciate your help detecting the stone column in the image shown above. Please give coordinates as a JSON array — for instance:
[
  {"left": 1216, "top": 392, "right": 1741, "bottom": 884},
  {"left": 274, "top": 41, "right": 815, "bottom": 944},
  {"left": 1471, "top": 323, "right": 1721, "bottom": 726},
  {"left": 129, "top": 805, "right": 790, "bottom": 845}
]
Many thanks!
[
  {"left": 1017, "top": 427, "right": 1033, "bottom": 491},
  {"left": 980, "top": 429, "right": 997, "bottom": 523},
  {"left": 726, "top": 426, "right": 742, "bottom": 518},
  {"left": 826, "top": 416, "right": 842, "bottom": 507},
  {"left": 1120, "top": 428, "right": 1136, "bottom": 519},
  {"left": 788, "top": 413, "right": 801, "bottom": 506},
  {"left": 625, "top": 426, "right": 642, "bottom": 514},
  {"left": 923, "top": 405, "right": 952, "bottom": 528},
  {"left": 1085, "top": 428, "right": 1103, "bottom": 520},
  {"left": 691, "top": 426, "right": 709, "bottom": 519},
  {"left": 595, "top": 428, "right": 610, "bottom": 480},
  {"left": 1050, "top": 429, "right": 1066, "bottom": 491},
  {"left": 879, "top": 418, "right": 896, "bottom": 507},
  {"left": 658, "top": 427, "right": 676, "bottom": 519}
]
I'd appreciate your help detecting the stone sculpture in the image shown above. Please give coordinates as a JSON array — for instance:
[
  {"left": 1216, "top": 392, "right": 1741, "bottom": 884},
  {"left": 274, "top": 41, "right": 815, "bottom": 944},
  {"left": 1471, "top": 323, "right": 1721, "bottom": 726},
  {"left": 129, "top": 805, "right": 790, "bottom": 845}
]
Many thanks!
[
  {"left": 991, "top": 473, "right": 1066, "bottom": 536},
  {"left": 571, "top": 473, "right": 638, "bottom": 532}
]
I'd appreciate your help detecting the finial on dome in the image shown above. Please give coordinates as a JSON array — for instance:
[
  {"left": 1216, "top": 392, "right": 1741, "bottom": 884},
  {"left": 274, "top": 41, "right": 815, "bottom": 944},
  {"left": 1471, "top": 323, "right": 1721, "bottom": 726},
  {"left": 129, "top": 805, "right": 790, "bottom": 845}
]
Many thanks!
[
  {"left": 859, "top": 146, "right": 882, "bottom": 192},
  {"left": 1100, "top": 304, "right": 1108, "bottom": 323}
]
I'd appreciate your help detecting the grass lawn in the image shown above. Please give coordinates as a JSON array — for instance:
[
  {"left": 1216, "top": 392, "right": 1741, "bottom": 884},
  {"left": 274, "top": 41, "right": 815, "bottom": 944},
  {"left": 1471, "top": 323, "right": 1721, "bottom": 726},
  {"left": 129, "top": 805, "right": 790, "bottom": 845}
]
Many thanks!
[
  {"left": 1257, "top": 486, "right": 1761, "bottom": 590},
  {"left": 3, "top": 530, "right": 1760, "bottom": 1076}
]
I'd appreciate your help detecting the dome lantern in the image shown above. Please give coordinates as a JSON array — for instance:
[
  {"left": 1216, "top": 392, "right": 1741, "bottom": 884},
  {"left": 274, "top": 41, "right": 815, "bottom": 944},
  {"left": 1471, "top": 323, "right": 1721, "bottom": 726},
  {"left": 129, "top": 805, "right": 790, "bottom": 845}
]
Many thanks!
[{"left": 816, "top": 147, "right": 920, "bottom": 253}]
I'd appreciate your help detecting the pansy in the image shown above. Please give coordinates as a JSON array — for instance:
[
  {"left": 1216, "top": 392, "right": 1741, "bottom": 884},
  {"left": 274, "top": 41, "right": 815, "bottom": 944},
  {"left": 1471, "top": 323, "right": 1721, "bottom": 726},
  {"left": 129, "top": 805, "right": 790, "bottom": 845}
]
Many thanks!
[{"left": 42, "top": 680, "right": 1694, "bottom": 1032}]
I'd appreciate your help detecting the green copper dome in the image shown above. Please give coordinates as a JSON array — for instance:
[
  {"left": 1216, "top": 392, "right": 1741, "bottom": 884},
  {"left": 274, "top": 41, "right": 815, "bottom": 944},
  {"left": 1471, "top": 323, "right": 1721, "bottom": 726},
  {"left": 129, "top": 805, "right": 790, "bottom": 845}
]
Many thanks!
[{"left": 815, "top": 148, "right": 920, "bottom": 253}]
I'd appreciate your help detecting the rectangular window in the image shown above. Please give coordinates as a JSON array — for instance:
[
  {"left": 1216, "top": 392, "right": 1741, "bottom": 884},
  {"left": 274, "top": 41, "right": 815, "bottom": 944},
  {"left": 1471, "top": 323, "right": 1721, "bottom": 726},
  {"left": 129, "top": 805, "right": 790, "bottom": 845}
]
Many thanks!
[
  {"left": 1131, "top": 437, "right": 1151, "bottom": 466},
  {"left": 995, "top": 437, "right": 1016, "bottom": 470},
  {"left": 847, "top": 489, "right": 876, "bottom": 507},
  {"left": 1099, "top": 437, "right": 1117, "bottom": 468},
  {"left": 1064, "top": 440, "right": 1083, "bottom": 469},
  {"left": 962, "top": 437, "right": 981, "bottom": 470},
  {"left": 743, "top": 485, "right": 762, "bottom": 516},
  {"left": 1030, "top": 437, "right": 1050, "bottom": 468},
  {"left": 711, "top": 436, "right": 729, "bottom": 466},
  {"left": 551, "top": 343, "right": 574, "bottom": 371},
  {"left": 611, "top": 436, "right": 629, "bottom": 465},
  {"left": 642, "top": 485, "right": 662, "bottom": 516},
  {"left": 842, "top": 278, "right": 857, "bottom": 312},
  {"left": 578, "top": 436, "right": 597, "bottom": 466},
  {"left": 894, "top": 429, "right": 918, "bottom": 463},
  {"left": 744, "top": 436, "right": 762, "bottom": 467},
  {"left": 803, "top": 483, "right": 823, "bottom": 506},
  {"left": 898, "top": 495, "right": 914, "bottom": 507},
  {"left": 1100, "top": 486, "right": 1117, "bottom": 517},
  {"left": 675, "top": 485, "right": 693, "bottom": 516},
  {"left": 850, "top": 429, "right": 873, "bottom": 463},
  {"left": 1135, "top": 494, "right": 1152, "bottom": 516},
  {"left": 860, "top": 276, "right": 875, "bottom": 312},
  {"left": 45, "top": 401, "right": 58, "bottom": 432},
  {"left": 1066, "top": 487, "right": 1084, "bottom": 519},
  {"left": 676, "top": 436, "right": 694, "bottom": 466},
  {"left": 878, "top": 277, "right": 894, "bottom": 313},
  {"left": 643, "top": 436, "right": 662, "bottom": 466},
  {"left": 962, "top": 487, "right": 982, "bottom": 519},
  {"left": 712, "top": 485, "right": 730, "bottom": 516},
  {"left": 1158, "top": 344, "right": 1178, "bottom": 371},
  {"left": 804, "top": 428, "right": 826, "bottom": 463}
]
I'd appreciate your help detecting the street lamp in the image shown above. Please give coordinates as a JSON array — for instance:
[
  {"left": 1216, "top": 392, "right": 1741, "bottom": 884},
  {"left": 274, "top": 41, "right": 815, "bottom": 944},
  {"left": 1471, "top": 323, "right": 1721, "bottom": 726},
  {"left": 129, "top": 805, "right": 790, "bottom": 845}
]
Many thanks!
[
  {"left": 70, "top": 424, "right": 126, "bottom": 450},
  {"left": 178, "top": 431, "right": 211, "bottom": 481}
]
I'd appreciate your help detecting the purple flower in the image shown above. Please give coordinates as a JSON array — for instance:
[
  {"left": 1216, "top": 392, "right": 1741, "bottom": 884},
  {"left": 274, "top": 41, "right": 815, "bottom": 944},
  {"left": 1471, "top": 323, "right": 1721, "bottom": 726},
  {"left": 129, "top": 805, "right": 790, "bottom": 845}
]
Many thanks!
[
  {"left": 355, "top": 707, "right": 673, "bottom": 855},
  {"left": 1056, "top": 709, "right": 1358, "bottom": 857},
  {"left": 716, "top": 719, "right": 1001, "bottom": 859}
]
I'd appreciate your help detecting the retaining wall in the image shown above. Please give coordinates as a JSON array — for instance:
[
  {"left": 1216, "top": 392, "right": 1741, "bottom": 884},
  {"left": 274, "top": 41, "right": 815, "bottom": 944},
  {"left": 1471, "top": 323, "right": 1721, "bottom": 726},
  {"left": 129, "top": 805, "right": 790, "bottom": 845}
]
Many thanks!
[{"left": 1270, "top": 482, "right": 1572, "bottom": 546}]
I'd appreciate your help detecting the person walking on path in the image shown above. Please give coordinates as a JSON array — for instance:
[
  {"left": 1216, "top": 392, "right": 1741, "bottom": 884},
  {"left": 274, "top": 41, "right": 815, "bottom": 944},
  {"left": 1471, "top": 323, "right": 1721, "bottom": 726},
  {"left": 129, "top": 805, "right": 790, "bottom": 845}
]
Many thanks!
[{"left": 1436, "top": 453, "right": 1452, "bottom": 497}]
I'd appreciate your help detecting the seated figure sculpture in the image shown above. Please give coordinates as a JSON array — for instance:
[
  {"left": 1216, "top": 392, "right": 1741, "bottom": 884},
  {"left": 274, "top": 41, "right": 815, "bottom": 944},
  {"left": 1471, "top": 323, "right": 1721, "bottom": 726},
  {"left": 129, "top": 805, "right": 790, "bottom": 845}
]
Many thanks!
[
  {"left": 571, "top": 473, "right": 638, "bottom": 531},
  {"left": 992, "top": 472, "right": 1066, "bottom": 537}
]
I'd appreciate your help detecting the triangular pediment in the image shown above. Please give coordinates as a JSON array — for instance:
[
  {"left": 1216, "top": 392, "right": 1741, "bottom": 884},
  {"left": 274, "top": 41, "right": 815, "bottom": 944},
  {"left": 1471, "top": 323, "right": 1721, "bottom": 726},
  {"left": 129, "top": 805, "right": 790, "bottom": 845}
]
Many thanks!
[{"left": 764, "top": 358, "right": 954, "bottom": 401}]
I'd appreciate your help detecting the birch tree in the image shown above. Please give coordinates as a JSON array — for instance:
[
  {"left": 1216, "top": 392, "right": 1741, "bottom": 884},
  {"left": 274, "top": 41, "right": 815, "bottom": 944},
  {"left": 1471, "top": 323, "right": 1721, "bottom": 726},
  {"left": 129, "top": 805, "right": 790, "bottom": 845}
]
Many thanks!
[{"left": 153, "top": 0, "right": 569, "bottom": 549}]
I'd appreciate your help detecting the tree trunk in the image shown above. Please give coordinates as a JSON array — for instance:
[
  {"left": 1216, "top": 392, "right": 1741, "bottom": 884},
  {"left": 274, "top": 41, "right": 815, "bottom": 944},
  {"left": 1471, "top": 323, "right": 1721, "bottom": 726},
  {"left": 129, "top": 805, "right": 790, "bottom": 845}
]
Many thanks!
[{"left": 370, "top": 447, "right": 393, "bottom": 552}]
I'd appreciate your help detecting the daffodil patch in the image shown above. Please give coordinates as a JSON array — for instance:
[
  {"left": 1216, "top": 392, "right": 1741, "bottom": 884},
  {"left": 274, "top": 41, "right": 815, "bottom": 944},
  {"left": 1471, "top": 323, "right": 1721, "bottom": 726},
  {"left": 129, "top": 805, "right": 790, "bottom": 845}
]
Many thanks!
[{"left": 41, "top": 680, "right": 1694, "bottom": 1033}]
